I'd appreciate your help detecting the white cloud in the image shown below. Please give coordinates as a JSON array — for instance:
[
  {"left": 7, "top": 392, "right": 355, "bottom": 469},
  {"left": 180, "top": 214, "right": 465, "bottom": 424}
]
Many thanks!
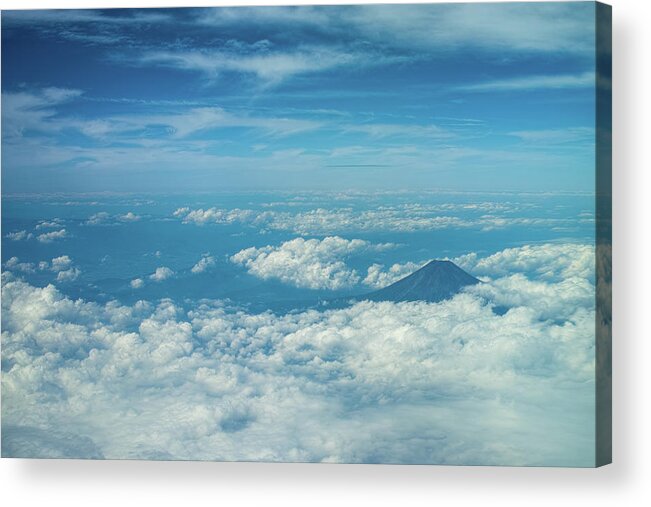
[
  {"left": 174, "top": 205, "right": 579, "bottom": 235},
  {"left": 469, "top": 273, "right": 594, "bottom": 322},
  {"left": 5, "top": 230, "right": 33, "bottom": 241},
  {"left": 200, "top": 4, "right": 594, "bottom": 56},
  {"left": 173, "top": 206, "right": 257, "bottom": 225},
  {"left": 140, "top": 48, "right": 361, "bottom": 86},
  {"left": 115, "top": 107, "right": 320, "bottom": 139},
  {"left": 3, "top": 9, "right": 172, "bottom": 27},
  {"left": 36, "top": 229, "right": 68, "bottom": 243},
  {"left": 34, "top": 219, "right": 65, "bottom": 230},
  {"left": 149, "top": 266, "right": 174, "bottom": 282},
  {"left": 3, "top": 257, "right": 36, "bottom": 273},
  {"left": 191, "top": 254, "right": 216, "bottom": 274},
  {"left": 56, "top": 267, "right": 81, "bottom": 283},
  {"left": 86, "top": 211, "right": 141, "bottom": 225},
  {"left": 130, "top": 278, "right": 145, "bottom": 289},
  {"left": 3, "top": 255, "right": 81, "bottom": 283},
  {"left": 2, "top": 89, "right": 323, "bottom": 182},
  {"left": 230, "top": 236, "right": 386, "bottom": 290},
  {"left": 4, "top": 257, "right": 20, "bottom": 268},
  {"left": 119, "top": 212, "right": 140, "bottom": 222},
  {"left": 50, "top": 255, "right": 73, "bottom": 272},
  {"left": 342, "top": 123, "right": 450, "bottom": 140},
  {"left": 172, "top": 207, "right": 190, "bottom": 218},
  {"left": 363, "top": 261, "right": 423, "bottom": 289},
  {"left": 509, "top": 127, "right": 595, "bottom": 145},
  {"left": 1, "top": 244, "right": 597, "bottom": 464},
  {"left": 86, "top": 212, "right": 111, "bottom": 225},
  {"left": 60, "top": 105, "right": 319, "bottom": 142},
  {"left": 1, "top": 88, "right": 83, "bottom": 140},
  {"left": 459, "top": 72, "right": 595, "bottom": 93},
  {"left": 361, "top": 3, "right": 593, "bottom": 54},
  {"left": 454, "top": 243, "right": 595, "bottom": 282}
]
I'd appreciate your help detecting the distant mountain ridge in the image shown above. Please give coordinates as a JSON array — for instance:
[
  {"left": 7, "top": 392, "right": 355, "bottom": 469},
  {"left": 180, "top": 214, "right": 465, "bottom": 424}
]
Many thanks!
[{"left": 355, "top": 260, "right": 480, "bottom": 303}]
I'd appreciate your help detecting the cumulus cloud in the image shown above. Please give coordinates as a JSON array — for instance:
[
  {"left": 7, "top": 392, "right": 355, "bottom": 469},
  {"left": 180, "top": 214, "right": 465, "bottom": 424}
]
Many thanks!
[
  {"left": 363, "top": 261, "right": 423, "bottom": 289},
  {"left": 191, "top": 254, "right": 216, "bottom": 274},
  {"left": 173, "top": 206, "right": 256, "bottom": 225},
  {"left": 130, "top": 278, "right": 145, "bottom": 289},
  {"left": 3, "top": 257, "right": 36, "bottom": 273},
  {"left": 230, "top": 236, "right": 389, "bottom": 290},
  {"left": 149, "top": 266, "right": 174, "bottom": 282},
  {"left": 50, "top": 255, "right": 73, "bottom": 272},
  {"left": 5, "top": 230, "right": 33, "bottom": 241},
  {"left": 173, "top": 205, "right": 579, "bottom": 235},
  {"left": 56, "top": 267, "right": 81, "bottom": 283},
  {"left": 119, "top": 211, "right": 140, "bottom": 222},
  {"left": 1, "top": 245, "right": 597, "bottom": 465},
  {"left": 454, "top": 243, "right": 595, "bottom": 281},
  {"left": 86, "top": 212, "right": 111, "bottom": 225},
  {"left": 86, "top": 211, "right": 141, "bottom": 225},
  {"left": 3, "top": 255, "right": 81, "bottom": 282},
  {"left": 35, "top": 219, "right": 65, "bottom": 230},
  {"left": 49, "top": 256, "right": 81, "bottom": 282},
  {"left": 36, "top": 229, "right": 68, "bottom": 243}
]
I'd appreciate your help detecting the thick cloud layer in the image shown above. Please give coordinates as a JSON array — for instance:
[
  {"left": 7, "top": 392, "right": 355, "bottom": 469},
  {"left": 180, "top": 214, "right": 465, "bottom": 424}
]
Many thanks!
[
  {"left": 1, "top": 242, "right": 597, "bottom": 465},
  {"left": 455, "top": 243, "right": 595, "bottom": 281}
]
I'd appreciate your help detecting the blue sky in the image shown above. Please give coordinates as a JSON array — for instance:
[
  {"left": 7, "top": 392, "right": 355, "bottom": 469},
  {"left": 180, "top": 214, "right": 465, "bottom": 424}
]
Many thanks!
[{"left": 2, "top": 3, "right": 597, "bottom": 193}]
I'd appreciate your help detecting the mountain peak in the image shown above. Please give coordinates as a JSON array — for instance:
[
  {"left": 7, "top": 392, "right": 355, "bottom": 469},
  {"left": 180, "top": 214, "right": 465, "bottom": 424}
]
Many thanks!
[
  {"left": 422, "top": 259, "right": 455, "bottom": 269},
  {"left": 360, "top": 259, "right": 480, "bottom": 303}
]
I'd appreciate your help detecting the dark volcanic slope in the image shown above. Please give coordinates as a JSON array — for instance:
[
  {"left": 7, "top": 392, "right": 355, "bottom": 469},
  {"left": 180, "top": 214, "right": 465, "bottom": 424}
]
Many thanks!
[{"left": 359, "top": 260, "right": 480, "bottom": 303}]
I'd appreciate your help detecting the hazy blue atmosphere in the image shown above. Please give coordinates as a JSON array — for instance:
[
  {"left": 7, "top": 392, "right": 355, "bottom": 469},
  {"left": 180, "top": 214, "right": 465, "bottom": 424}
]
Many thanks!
[
  {"left": 2, "top": 3, "right": 596, "bottom": 194},
  {"left": 2, "top": 3, "right": 599, "bottom": 465}
]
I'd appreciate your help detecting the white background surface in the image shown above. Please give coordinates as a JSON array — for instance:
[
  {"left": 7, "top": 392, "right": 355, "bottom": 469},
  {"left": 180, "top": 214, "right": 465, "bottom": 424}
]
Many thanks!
[{"left": 0, "top": 0, "right": 648, "bottom": 505}]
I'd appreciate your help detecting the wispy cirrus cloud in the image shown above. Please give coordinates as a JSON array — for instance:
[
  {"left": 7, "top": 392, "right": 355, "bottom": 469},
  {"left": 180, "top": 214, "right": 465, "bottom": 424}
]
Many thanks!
[
  {"left": 198, "top": 3, "right": 595, "bottom": 56},
  {"left": 1, "top": 4, "right": 598, "bottom": 194},
  {"left": 459, "top": 72, "right": 595, "bottom": 93},
  {"left": 1, "top": 88, "right": 84, "bottom": 139},
  {"left": 2, "top": 9, "right": 173, "bottom": 27},
  {"left": 509, "top": 127, "right": 595, "bottom": 145},
  {"left": 137, "top": 45, "right": 398, "bottom": 87},
  {"left": 342, "top": 123, "right": 451, "bottom": 140},
  {"left": 2, "top": 89, "right": 320, "bottom": 142}
]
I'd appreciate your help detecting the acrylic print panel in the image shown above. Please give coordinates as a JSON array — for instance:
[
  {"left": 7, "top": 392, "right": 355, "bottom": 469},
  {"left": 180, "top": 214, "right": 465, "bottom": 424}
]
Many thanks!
[{"left": 1, "top": 2, "right": 611, "bottom": 466}]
